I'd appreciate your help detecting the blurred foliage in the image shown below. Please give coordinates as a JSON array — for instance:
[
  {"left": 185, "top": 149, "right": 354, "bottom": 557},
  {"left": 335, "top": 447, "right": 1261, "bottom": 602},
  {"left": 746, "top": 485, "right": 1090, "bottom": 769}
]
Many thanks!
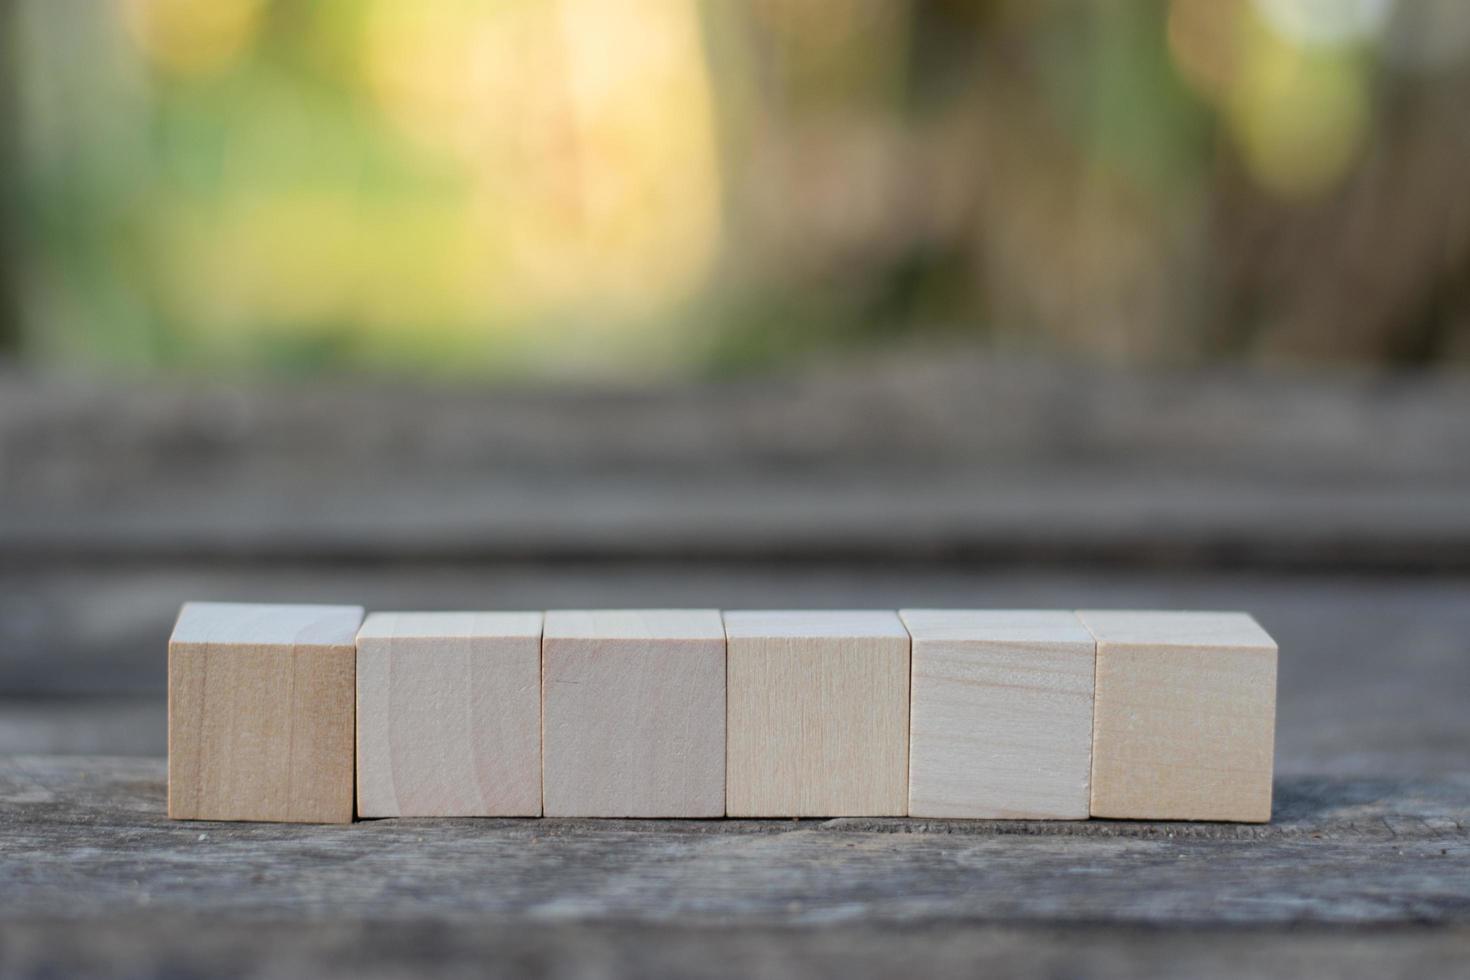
[{"left": 3, "top": 0, "right": 1470, "bottom": 377}]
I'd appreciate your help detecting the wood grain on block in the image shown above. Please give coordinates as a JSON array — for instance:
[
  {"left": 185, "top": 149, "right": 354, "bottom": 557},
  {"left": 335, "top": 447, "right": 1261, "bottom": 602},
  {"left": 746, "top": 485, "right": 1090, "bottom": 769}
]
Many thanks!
[
  {"left": 542, "top": 610, "right": 725, "bottom": 817},
  {"left": 900, "top": 610, "right": 1095, "bottom": 820},
  {"left": 1080, "top": 610, "right": 1278, "bottom": 823},
  {"left": 167, "top": 602, "right": 361, "bottom": 823},
  {"left": 356, "top": 612, "right": 543, "bottom": 818},
  {"left": 724, "top": 610, "right": 910, "bottom": 817}
]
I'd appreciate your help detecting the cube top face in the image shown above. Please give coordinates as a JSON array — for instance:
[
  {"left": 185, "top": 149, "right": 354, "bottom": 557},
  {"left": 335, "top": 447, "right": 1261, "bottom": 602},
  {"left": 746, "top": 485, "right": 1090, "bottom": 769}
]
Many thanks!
[
  {"left": 1077, "top": 610, "right": 1276, "bottom": 653},
  {"left": 171, "top": 602, "right": 364, "bottom": 650},
  {"left": 722, "top": 610, "right": 909, "bottom": 641},
  {"left": 358, "top": 611, "right": 544, "bottom": 643},
  {"left": 900, "top": 609, "right": 1094, "bottom": 647},
  {"left": 1084, "top": 610, "right": 1278, "bottom": 823},
  {"left": 544, "top": 609, "right": 725, "bottom": 643}
]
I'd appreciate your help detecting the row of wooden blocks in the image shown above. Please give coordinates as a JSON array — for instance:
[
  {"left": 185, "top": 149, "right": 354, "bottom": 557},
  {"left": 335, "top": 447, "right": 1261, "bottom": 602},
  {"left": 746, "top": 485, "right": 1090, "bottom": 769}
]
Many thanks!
[{"left": 167, "top": 603, "right": 1278, "bottom": 825}]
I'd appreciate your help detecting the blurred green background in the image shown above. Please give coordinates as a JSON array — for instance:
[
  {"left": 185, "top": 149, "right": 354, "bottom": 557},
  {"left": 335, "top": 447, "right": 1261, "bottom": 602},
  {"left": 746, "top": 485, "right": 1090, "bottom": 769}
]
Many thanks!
[{"left": 3, "top": 0, "right": 1469, "bottom": 379}]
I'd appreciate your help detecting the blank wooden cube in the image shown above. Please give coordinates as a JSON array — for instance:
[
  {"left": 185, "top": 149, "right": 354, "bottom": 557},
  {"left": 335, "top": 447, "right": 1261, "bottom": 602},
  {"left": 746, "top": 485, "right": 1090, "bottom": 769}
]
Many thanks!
[
  {"left": 1081, "top": 610, "right": 1278, "bottom": 823},
  {"left": 901, "top": 609, "right": 1095, "bottom": 820},
  {"left": 168, "top": 602, "right": 362, "bottom": 824},
  {"left": 542, "top": 610, "right": 725, "bottom": 817},
  {"left": 724, "top": 610, "right": 910, "bottom": 817},
  {"left": 356, "top": 612, "right": 543, "bottom": 818}
]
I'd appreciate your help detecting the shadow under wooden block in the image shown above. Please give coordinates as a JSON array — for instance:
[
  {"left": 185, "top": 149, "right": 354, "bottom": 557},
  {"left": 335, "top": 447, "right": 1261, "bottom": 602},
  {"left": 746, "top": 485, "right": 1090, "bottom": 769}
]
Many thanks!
[
  {"left": 167, "top": 602, "right": 362, "bottom": 824},
  {"left": 356, "top": 612, "right": 543, "bottom": 818},
  {"left": 725, "top": 610, "right": 910, "bottom": 817},
  {"left": 542, "top": 610, "right": 726, "bottom": 818},
  {"left": 902, "top": 609, "right": 1094, "bottom": 819},
  {"left": 1080, "top": 610, "right": 1278, "bottom": 823}
]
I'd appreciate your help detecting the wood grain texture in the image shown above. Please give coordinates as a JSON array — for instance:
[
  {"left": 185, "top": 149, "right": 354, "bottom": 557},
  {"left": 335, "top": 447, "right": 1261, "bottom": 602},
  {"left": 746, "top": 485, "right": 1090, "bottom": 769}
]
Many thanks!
[
  {"left": 9, "top": 757, "right": 1470, "bottom": 919},
  {"left": 1081, "top": 610, "right": 1278, "bottom": 823},
  {"left": 542, "top": 610, "right": 725, "bottom": 817},
  {"left": 167, "top": 602, "right": 361, "bottom": 823},
  {"left": 4, "top": 758, "right": 1470, "bottom": 977},
  {"left": 901, "top": 609, "right": 1094, "bottom": 819},
  {"left": 356, "top": 612, "right": 542, "bottom": 818},
  {"left": 724, "top": 611, "right": 909, "bottom": 817}
]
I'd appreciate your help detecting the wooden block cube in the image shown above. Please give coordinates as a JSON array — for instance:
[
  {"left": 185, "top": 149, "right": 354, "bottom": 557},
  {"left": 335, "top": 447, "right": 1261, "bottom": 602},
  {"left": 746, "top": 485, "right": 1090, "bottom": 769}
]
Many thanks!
[
  {"left": 724, "top": 610, "right": 910, "bottom": 817},
  {"left": 1080, "top": 610, "right": 1278, "bottom": 823},
  {"left": 168, "top": 602, "right": 362, "bottom": 823},
  {"left": 901, "top": 609, "right": 1095, "bottom": 820},
  {"left": 542, "top": 610, "right": 725, "bottom": 817},
  {"left": 356, "top": 612, "right": 543, "bottom": 818}
]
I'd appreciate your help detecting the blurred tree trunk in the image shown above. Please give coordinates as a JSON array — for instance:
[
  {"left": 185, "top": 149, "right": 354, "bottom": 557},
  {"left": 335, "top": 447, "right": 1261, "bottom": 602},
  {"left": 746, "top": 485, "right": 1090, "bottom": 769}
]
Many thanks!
[
  {"left": 1213, "top": 66, "right": 1470, "bottom": 366},
  {"left": 0, "top": 0, "right": 20, "bottom": 354}
]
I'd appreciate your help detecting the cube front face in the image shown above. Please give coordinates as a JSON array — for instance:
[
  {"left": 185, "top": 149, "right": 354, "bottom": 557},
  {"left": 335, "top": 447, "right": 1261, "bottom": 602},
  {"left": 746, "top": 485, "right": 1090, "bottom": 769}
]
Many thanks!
[
  {"left": 903, "top": 610, "right": 1095, "bottom": 820},
  {"left": 356, "top": 612, "right": 543, "bottom": 818},
  {"left": 725, "top": 611, "right": 910, "bottom": 817},
  {"left": 167, "top": 603, "right": 361, "bottom": 824},
  {"left": 541, "top": 610, "right": 726, "bottom": 818},
  {"left": 1082, "top": 611, "right": 1278, "bottom": 823},
  {"left": 167, "top": 604, "right": 1279, "bottom": 824}
]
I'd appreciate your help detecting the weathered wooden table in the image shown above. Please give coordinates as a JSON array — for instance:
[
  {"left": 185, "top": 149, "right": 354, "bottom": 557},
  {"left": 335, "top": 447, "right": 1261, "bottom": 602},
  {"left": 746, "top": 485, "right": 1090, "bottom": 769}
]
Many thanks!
[{"left": 2, "top": 355, "right": 1468, "bottom": 977}]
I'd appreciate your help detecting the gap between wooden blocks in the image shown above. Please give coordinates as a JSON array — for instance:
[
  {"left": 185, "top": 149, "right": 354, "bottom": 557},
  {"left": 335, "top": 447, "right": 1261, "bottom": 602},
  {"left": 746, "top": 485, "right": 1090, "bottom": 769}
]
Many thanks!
[{"left": 166, "top": 604, "right": 1278, "bottom": 825}]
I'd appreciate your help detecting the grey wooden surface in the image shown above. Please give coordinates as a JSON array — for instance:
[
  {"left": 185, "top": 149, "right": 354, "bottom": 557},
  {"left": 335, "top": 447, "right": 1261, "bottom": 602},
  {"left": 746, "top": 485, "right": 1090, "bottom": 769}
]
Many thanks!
[
  {"left": 1, "top": 758, "right": 1467, "bottom": 979},
  {"left": 1, "top": 356, "right": 1468, "bottom": 978},
  {"left": 4, "top": 354, "right": 1470, "bottom": 569}
]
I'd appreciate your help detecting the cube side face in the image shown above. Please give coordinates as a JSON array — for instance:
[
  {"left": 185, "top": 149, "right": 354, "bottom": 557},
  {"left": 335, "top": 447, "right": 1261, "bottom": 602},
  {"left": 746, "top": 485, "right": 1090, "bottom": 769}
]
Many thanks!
[
  {"left": 356, "top": 638, "right": 396, "bottom": 817},
  {"left": 357, "top": 632, "right": 542, "bottom": 818},
  {"left": 726, "top": 634, "right": 910, "bottom": 817},
  {"left": 169, "top": 640, "right": 355, "bottom": 824},
  {"left": 1090, "top": 642, "right": 1277, "bottom": 822},
  {"left": 542, "top": 636, "right": 726, "bottom": 817},
  {"left": 908, "top": 637, "right": 1094, "bottom": 820}
]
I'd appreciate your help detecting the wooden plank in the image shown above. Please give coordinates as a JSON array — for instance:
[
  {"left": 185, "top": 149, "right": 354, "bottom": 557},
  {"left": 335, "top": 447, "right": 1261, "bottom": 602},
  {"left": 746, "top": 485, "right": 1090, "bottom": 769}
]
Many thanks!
[
  {"left": 5, "top": 357, "right": 1468, "bottom": 480},
  {"left": 542, "top": 610, "right": 726, "bottom": 817},
  {"left": 4, "top": 359, "right": 1470, "bottom": 571},
  {"left": 356, "top": 612, "right": 543, "bottom": 818},
  {"left": 3, "top": 918, "right": 1468, "bottom": 980},
  {"left": 725, "top": 611, "right": 909, "bottom": 817},
  {"left": 6, "top": 469, "right": 1469, "bottom": 571},
  {"left": 167, "top": 602, "right": 362, "bottom": 824},
  {"left": 901, "top": 609, "right": 1094, "bottom": 819},
  {"left": 1081, "top": 611, "right": 1278, "bottom": 823},
  {"left": 3, "top": 757, "right": 1468, "bottom": 925}
]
